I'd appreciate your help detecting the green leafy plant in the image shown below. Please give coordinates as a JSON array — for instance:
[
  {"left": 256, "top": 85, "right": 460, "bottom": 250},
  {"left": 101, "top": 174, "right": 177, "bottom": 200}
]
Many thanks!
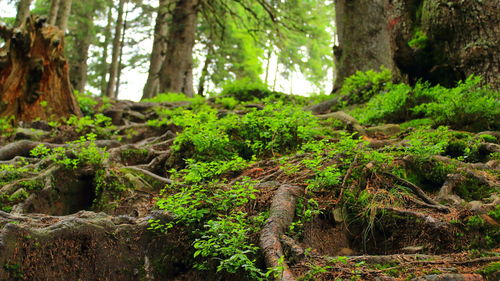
[
  {"left": 30, "top": 133, "right": 108, "bottom": 169},
  {"left": 338, "top": 67, "right": 392, "bottom": 105}
]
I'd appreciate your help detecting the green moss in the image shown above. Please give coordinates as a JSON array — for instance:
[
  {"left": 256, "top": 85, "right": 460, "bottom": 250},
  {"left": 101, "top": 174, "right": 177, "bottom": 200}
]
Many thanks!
[
  {"left": 454, "top": 176, "right": 495, "bottom": 201},
  {"left": 408, "top": 29, "right": 429, "bottom": 49},
  {"left": 478, "top": 262, "right": 500, "bottom": 276}
]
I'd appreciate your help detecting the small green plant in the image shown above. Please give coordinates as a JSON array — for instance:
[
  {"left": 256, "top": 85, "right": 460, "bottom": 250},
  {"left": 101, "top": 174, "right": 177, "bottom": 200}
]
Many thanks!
[
  {"left": 0, "top": 116, "right": 14, "bottom": 136},
  {"left": 65, "top": 114, "right": 115, "bottom": 138},
  {"left": 408, "top": 29, "right": 429, "bottom": 49},
  {"left": 220, "top": 78, "right": 275, "bottom": 102},
  {"left": 30, "top": 133, "right": 108, "bottom": 169},
  {"left": 338, "top": 67, "right": 392, "bottom": 105},
  {"left": 215, "top": 96, "right": 239, "bottom": 110}
]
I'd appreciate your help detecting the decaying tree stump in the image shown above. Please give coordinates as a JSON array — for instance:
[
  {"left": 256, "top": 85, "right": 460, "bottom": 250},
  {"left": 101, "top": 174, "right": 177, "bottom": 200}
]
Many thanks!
[{"left": 0, "top": 16, "right": 81, "bottom": 122}]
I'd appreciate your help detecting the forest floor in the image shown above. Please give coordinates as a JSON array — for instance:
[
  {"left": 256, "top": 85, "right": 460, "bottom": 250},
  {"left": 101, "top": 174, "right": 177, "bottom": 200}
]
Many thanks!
[{"left": 0, "top": 89, "right": 498, "bottom": 281}]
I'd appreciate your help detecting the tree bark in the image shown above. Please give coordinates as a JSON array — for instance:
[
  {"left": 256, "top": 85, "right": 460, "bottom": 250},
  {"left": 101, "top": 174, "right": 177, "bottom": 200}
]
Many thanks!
[
  {"left": 69, "top": 8, "right": 95, "bottom": 93},
  {"left": 333, "top": 0, "right": 397, "bottom": 89},
  {"left": 142, "top": 0, "right": 171, "bottom": 100},
  {"left": 159, "top": 0, "right": 200, "bottom": 97},
  {"left": 114, "top": 9, "right": 129, "bottom": 98},
  {"left": 55, "top": 0, "right": 72, "bottom": 33},
  {"left": 197, "top": 41, "right": 213, "bottom": 97},
  {"left": 334, "top": 0, "right": 500, "bottom": 90},
  {"left": 106, "top": 0, "right": 126, "bottom": 99},
  {"left": 14, "top": 0, "right": 33, "bottom": 27},
  {"left": 48, "top": 0, "right": 60, "bottom": 26},
  {"left": 100, "top": 4, "right": 114, "bottom": 96},
  {"left": 0, "top": 16, "right": 82, "bottom": 122}
]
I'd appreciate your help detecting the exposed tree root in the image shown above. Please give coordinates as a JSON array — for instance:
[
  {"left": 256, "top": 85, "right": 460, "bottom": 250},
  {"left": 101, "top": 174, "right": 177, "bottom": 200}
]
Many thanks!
[
  {"left": 380, "top": 207, "right": 449, "bottom": 229},
  {"left": 124, "top": 166, "right": 173, "bottom": 185},
  {"left": 317, "top": 111, "right": 366, "bottom": 135},
  {"left": 260, "top": 184, "right": 304, "bottom": 281},
  {"left": 437, "top": 173, "right": 466, "bottom": 205},
  {"left": 382, "top": 172, "right": 450, "bottom": 212},
  {"left": 0, "top": 139, "right": 121, "bottom": 161}
]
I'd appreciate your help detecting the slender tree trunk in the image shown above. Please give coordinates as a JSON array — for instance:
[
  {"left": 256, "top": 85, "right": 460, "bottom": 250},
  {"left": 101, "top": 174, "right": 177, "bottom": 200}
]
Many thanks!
[
  {"left": 69, "top": 10, "right": 94, "bottom": 93},
  {"left": 115, "top": 8, "right": 129, "bottom": 98},
  {"left": 48, "top": 0, "right": 60, "bottom": 25},
  {"left": 142, "top": 0, "right": 171, "bottom": 100},
  {"left": 106, "top": 0, "right": 126, "bottom": 99},
  {"left": 100, "top": 4, "right": 114, "bottom": 96},
  {"left": 55, "top": 0, "right": 73, "bottom": 33},
  {"left": 14, "top": 0, "right": 33, "bottom": 27},
  {"left": 0, "top": 17, "right": 81, "bottom": 122},
  {"left": 264, "top": 49, "right": 272, "bottom": 85},
  {"left": 159, "top": 0, "right": 200, "bottom": 97},
  {"left": 197, "top": 42, "right": 213, "bottom": 97}
]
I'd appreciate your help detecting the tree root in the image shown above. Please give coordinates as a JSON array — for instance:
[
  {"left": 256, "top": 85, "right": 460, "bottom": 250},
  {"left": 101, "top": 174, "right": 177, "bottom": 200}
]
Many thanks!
[
  {"left": 124, "top": 166, "right": 173, "bottom": 185},
  {"left": 380, "top": 207, "right": 449, "bottom": 229},
  {"left": 317, "top": 111, "right": 366, "bottom": 135},
  {"left": 0, "top": 140, "right": 121, "bottom": 161},
  {"left": 382, "top": 172, "right": 450, "bottom": 212},
  {"left": 437, "top": 173, "right": 466, "bottom": 205},
  {"left": 260, "top": 184, "right": 304, "bottom": 281}
]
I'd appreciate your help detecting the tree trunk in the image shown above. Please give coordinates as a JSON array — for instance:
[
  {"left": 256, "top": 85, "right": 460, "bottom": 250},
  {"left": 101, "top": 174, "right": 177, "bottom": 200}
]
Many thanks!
[
  {"left": 334, "top": 0, "right": 500, "bottom": 90},
  {"left": 55, "top": 0, "right": 72, "bottom": 33},
  {"left": 106, "top": 0, "right": 126, "bottom": 99},
  {"left": 0, "top": 17, "right": 82, "bottom": 122},
  {"left": 333, "top": 0, "right": 397, "bottom": 89},
  {"left": 69, "top": 10, "right": 94, "bottom": 93},
  {"left": 115, "top": 9, "right": 129, "bottom": 99},
  {"left": 159, "top": 0, "right": 200, "bottom": 97},
  {"left": 100, "top": 4, "right": 114, "bottom": 96},
  {"left": 48, "top": 0, "right": 60, "bottom": 25},
  {"left": 142, "top": 0, "right": 171, "bottom": 100},
  {"left": 197, "top": 42, "right": 213, "bottom": 97},
  {"left": 14, "top": 0, "right": 33, "bottom": 27}
]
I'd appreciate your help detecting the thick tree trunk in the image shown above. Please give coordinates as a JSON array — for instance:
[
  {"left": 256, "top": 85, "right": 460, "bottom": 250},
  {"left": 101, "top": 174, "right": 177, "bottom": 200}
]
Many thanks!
[
  {"left": 106, "top": 0, "right": 126, "bottom": 99},
  {"left": 14, "top": 0, "right": 33, "bottom": 27},
  {"left": 334, "top": 0, "right": 500, "bottom": 90},
  {"left": 0, "top": 17, "right": 81, "bottom": 122},
  {"left": 55, "top": 0, "right": 72, "bottom": 33},
  {"left": 333, "top": 0, "right": 398, "bottom": 89},
  {"left": 48, "top": 0, "right": 60, "bottom": 26},
  {"left": 142, "top": 0, "right": 171, "bottom": 100},
  {"left": 159, "top": 0, "right": 200, "bottom": 97}
]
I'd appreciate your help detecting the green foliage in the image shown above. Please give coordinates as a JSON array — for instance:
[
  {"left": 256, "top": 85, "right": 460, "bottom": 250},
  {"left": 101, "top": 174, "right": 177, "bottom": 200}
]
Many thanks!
[
  {"left": 478, "top": 262, "right": 500, "bottom": 277},
  {"left": 179, "top": 157, "right": 249, "bottom": 184},
  {"left": 193, "top": 212, "right": 266, "bottom": 279},
  {"left": 65, "top": 114, "right": 116, "bottom": 138},
  {"left": 168, "top": 102, "right": 319, "bottom": 161},
  {"left": 151, "top": 179, "right": 264, "bottom": 278},
  {"left": 215, "top": 96, "right": 239, "bottom": 110},
  {"left": 408, "top": 29, "right": 429, "bottom": 49},
  {"left": 357, "top": 75, "right": 499, "bottom": 130},
  {"left": 413, "top": 76, "right": 499, "bottom": 131},
  {"left": 0, "top": 116, "right": 13, "bottom": 136},
  {"left": 220, "top": 78, "right": 275, "bottom": 102},
  {"left": 339, "top": 67, "right": 392, "bottom": 105},
  {"left": 0, "top": 163, "right": 30, "bottom": 186},
  {"left": 143, "top": 92, "right": 206, "bottom": 105},
  {"left": 74, "top": 91, "right": 110, "bottom": 116},
  {"left": 30, "top": 133, "right": 108, "bottom": 169}
]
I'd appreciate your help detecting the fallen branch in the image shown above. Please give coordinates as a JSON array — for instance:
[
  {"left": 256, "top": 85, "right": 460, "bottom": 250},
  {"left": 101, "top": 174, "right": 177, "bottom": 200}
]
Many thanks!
[{"left": 260, "top": 184, "right": 303, "bottom": 281}]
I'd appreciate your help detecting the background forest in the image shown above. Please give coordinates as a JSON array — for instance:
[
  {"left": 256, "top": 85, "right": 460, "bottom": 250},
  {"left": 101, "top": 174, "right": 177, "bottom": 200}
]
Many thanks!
[{"left": 0, "top": 0, "right": 499, "bottom": 281}]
